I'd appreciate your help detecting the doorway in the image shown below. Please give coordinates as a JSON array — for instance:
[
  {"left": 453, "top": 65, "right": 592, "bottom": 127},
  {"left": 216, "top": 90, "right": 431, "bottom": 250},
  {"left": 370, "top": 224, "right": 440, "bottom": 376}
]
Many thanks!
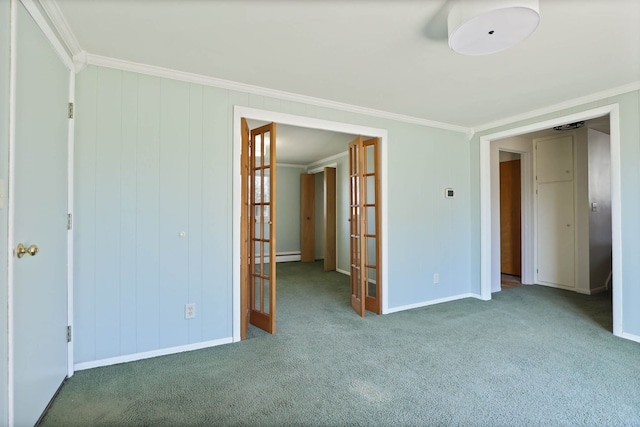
[
  {"left": 480, "top": 105, "right": 622, "bottom": 336},
  {"left": 499, "top": 151, "right": 521, "bottom": 289},
  {"left": 233, "top": 107, "right": 389, "bottom": 341}
]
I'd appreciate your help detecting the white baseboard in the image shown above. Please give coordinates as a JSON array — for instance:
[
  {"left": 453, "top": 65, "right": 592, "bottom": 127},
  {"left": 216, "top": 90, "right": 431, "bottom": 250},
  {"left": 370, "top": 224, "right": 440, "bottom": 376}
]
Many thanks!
[
  {"left": 74, "top": 337, "right": 233, "bottom": 371},
  {"left": 385, "top": 293, "right": 479, "bottom": 314},
  {"left": 620, "top": 332, "right": 640, "bottom": 344},
  {"left": 253, "top": 251, "right": 302, "bottom": 264},
  {"left": 336, "top": 268, "right": 350, "bottom": 276},
  {"left": 588, "top": 285, "right": 609, "bottom": 295}
]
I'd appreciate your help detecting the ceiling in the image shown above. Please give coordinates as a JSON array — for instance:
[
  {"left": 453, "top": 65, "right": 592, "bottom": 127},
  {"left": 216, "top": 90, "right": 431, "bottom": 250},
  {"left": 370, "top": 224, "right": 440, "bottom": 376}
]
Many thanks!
[
  {"left": 54, "top": 0, "right": 640, "bottom": 130},
  {"left": 246, "top": 120, "right": 357, "bottom": 165}
]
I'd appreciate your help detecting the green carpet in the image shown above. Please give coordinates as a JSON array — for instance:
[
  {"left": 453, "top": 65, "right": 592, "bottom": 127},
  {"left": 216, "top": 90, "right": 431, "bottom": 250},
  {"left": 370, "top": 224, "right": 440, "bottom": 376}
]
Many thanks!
[{"left": 41, "top": 261, "right": 640, "bottom": 426}]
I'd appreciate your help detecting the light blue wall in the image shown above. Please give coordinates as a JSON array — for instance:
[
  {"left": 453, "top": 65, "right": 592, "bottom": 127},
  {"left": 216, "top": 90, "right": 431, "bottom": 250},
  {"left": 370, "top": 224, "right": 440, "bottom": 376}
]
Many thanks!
[
  {"left": 470, "top": 90, "right": 640, "bottom": 336},
  {"left": 75, "top": 67, "right": 232, "bottom": 363},
  {"left": 387, "top": 124, "right": 472, "bottom": 307},
  {"left": 275, "top": 165, "right": 302, "bottom": 253},
  {"left": 74, "top": 65, "right": 472, "bottom": 363},
  {"left": 0, "top": 1, "right": 10, "bottom": 423}
]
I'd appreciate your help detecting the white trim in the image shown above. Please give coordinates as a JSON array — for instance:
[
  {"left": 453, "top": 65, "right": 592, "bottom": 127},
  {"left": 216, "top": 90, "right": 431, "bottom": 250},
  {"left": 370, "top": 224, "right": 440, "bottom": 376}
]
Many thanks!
[
  {"left": 7, "top": 1, "right": 17, "bottom": 424},
  {"left": 35, "top": 0, "right": 82, "bottom": 56},
  {"left": 253, "top": 251, "right": 302, "bottom": 264},
  {"left": 74, "top": 338, "right": 233, "bottom": 371},
  {"left": 609, "top": 106, "right": 622, "bottom": 337},
  {"left": 577, "top": 285, "right": 609, "bottom": 296},
  {"left": 620, "top": 332, "right": 640, "bottom": 345},
  {"left": 276, "top": 163, "right": 306, "bottom": 169},
  {"left": 336, "top": 268, "right": 349, "bottom": 276},
  {"left": 233, "top": 106, "right": 389, "bottom": 340},
  {"left": 479, "top": 104, "right": 624, "bottom": 338},
  {"left": 307, "top": 162, "right": 338, "bottom": 175},
  {"left": 385, "top": 293, "right": 479, "bottom": 314},
  {"left": 66, "top": 70, "right": 75, "bottom": 378},
  {"left": 85, "top": 53, "right": 469, "bottom": 134},
  {"left": 72, "top": 50, "right": 87, "bottom": 73},
  {"left": 473, "top": 81, "right": 640, "bottom": 134},
  {"left": 306, "top": 151, "right": 348, "bottom": 169},
  {"left": 19, "top": 0, "right": 73, "bottom": 71}
]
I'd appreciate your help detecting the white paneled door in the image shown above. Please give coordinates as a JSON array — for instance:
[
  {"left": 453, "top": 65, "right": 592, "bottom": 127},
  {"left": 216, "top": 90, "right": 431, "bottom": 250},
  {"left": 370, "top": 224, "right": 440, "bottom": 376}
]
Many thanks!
[
  {"left": 535, "top": 135, "right": 575, "bottom": 289},
  {"left": 12, "top": 3, "right": 69, "bottom": 425}
]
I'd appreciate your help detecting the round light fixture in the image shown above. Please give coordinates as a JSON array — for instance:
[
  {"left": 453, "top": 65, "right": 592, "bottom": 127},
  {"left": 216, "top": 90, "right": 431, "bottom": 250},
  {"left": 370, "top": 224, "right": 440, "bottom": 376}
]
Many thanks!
[{"left": 448, "top": 0, "right": 540, "bottom": 56}]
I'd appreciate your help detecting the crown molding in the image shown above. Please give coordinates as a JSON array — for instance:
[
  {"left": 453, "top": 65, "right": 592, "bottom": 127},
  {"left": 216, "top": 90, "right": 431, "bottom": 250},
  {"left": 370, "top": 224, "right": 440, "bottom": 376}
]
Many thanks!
[
  {"left": 20, "top": 0, "right": 73, "bottom": 70},
  {"left": 83, "top": 53, "right": 470, "bottom": 135},
  {"left": 36, "top": 0, "right": 82, "bottom": 56},
  {"left": 473, "top": 81, "right": 640, "bottom": 134}
]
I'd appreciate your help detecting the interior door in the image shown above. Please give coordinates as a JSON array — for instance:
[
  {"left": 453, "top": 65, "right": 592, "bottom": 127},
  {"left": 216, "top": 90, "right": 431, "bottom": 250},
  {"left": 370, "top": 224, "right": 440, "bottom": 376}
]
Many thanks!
[
  {"left": 349, "top": 136, "right": 366, "bottom": 316},
  {"left": 500, "top": 159, "right": 521, "bottom": 276},
  {"left": 248, "top": 123, "right": 277, "bottom": 333},
  {"left": 363, "top": 138, "right": 381, "bottom": 314},
  {"left": 13, "top": 3, "right": 69, "bottom": 425},
  {"left": 300, "top": 174, "right": 315, "bottom": 262}
]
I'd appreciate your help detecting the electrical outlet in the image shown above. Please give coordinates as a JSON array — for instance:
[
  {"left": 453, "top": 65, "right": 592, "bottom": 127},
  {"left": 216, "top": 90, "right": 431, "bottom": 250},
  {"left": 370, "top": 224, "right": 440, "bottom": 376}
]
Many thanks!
[
  {"left": 433, "top": 273, "right": 439, "bottom": 284},
  {"left": 185, "top": 303, "right": 196, "bottom": 319}
]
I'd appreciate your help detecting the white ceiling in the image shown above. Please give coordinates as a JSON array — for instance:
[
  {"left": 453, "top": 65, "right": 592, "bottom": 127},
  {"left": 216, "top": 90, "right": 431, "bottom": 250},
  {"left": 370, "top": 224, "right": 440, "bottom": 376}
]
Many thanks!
[
  {"left": 54, "top": 0, "right": 640, "bottom": 130},
  {"left": 247, "top": 120, "right": 357, "bottom": 165}
]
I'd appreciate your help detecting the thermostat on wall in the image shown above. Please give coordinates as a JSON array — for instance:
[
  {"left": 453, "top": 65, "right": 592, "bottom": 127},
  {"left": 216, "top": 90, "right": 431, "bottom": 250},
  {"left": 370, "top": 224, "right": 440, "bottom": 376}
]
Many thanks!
[{"left": 445, "top": 188, "right": 455, "bottom": 199}]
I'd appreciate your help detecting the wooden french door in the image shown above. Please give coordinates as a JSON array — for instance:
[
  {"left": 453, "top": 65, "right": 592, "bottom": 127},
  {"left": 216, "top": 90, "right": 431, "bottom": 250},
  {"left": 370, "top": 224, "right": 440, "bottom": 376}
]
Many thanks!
[
  {"left": 349, "top": 136, "right": 382, "bottom": 316},
  {"left": 243, "top": 121, "right": 277, "bottom": 335}
]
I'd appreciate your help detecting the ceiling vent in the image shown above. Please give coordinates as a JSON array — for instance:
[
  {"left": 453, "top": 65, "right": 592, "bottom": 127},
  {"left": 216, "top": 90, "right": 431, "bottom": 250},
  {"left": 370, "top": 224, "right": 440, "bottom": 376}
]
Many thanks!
[{"left": 553, "top": 121, "right": 585, "bottom": 131}]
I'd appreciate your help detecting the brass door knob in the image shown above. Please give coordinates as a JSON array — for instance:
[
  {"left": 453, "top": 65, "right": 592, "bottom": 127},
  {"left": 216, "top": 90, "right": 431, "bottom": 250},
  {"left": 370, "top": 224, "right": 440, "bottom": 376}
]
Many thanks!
[{"left": 16, "top": 243, "right": 39, "bottom": 259}]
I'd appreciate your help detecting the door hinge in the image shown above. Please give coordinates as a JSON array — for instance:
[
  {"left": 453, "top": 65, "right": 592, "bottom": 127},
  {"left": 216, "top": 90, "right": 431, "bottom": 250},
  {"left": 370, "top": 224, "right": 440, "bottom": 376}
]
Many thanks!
[
  {"left": 66, "top": 325, "right": 72, "bottom": 343},
  {"left": 67, "top": 213, "right": 72, "bottom": 230},
  {"left": 68, "top": 102, "right": 74, "bottom": 119}
]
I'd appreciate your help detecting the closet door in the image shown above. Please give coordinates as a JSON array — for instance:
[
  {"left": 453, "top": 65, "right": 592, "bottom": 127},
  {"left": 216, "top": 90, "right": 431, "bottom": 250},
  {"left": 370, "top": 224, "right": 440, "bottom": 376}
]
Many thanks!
[{"left": 536, "top": 135, "right": 575, "bottom": 289}]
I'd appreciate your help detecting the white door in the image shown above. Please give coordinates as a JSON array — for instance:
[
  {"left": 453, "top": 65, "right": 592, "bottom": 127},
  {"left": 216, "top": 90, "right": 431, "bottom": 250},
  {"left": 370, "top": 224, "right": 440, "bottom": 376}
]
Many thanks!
[
  {"left": 535, "top": 135, "right": 575, "bottom": 289},
  {"left": 12, "top": 3, "right": 69, "bottom": 425}
]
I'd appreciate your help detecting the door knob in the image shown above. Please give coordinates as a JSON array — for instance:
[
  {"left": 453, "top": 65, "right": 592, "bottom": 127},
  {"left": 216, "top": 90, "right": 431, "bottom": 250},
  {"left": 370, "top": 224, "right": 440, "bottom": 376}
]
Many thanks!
[{"left": 16, "top": 243, "right": 39, "bottom": 259}]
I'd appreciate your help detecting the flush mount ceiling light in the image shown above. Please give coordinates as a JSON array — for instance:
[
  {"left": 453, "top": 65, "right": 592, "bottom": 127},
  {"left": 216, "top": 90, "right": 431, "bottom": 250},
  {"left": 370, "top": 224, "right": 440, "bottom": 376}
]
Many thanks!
[{"left": 448, "top": 0, "right": 540, "bottom": 55}]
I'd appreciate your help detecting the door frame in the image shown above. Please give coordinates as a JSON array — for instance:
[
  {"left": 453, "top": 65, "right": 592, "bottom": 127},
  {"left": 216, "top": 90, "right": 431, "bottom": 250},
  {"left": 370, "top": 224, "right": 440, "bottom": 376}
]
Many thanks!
[
  {"left": 7, "top": 0, "right": 76, "bottom": 423},
  {"left": 232, "top": 106, "right": 388, "bottom": 341},
  {"left": 479, "top": 104, "right": 622, "bottom": 337}
]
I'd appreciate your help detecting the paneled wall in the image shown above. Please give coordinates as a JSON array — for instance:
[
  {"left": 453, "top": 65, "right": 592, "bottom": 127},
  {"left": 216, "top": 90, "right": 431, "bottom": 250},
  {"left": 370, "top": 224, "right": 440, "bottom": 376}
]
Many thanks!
[
  {"left": 75, "top": 67, "right": 232, "bottom": 363},
  {"left": 74, "top": 65, "right": 473, "bottom": 364}
]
